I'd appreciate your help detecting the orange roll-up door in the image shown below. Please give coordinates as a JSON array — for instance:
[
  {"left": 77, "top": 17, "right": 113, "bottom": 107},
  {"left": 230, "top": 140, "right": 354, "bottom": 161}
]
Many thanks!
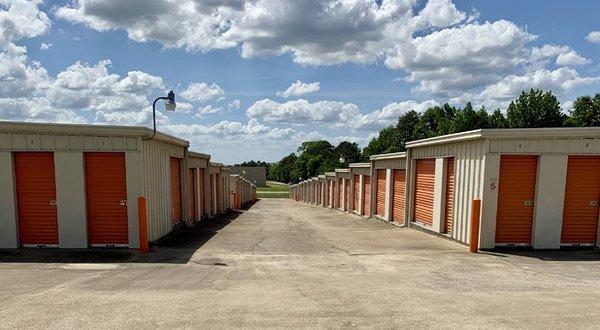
[
  {"left": 392, "top": 169, "right": 406, "bottom": 225},
  {"left": 376, "top": 169, "right": 386, "bottom": 216},
  {"left": 85, "top": 153, "right": 128, "bottom": 246},
  {"left": 14, "top": 152, "right": 58, "bottom": 246},
  {"left": 187, "top": 168, "right": 196, "bottom": 222},
  {"left": 353, "top": 175, "right": 360, "bottom": 212},
  {"left": 170, "top": 157, "right": 182, "bottom": 225},
  {"left": 363, "top": 176, "right": 371, "bottom": 216},
  {"left": 444, "top": 158, "right": 455, "bottom": 234},
  {"left": 413, "top": 159, "right": 435, "bottom": 226},
  {"left": 495, "top": 155, "right": 537, "bottom": 245},
  {"left": 561, "top": 156, "right": 600, "bottom": 245},
  {"left": 338, "top": 178, "right": 343, "bottom": 209},
  {"left": 344, "top": 179, "right": 350, "bottom": 211},
  {"left": 198, "top": 168, "right": 205, "bottom": 216}
]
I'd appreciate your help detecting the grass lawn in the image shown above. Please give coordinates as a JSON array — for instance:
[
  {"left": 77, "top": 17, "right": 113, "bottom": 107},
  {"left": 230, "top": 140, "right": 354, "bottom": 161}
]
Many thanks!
[{"left": 257, "top": 181, "right": 290, "bottom": 198}]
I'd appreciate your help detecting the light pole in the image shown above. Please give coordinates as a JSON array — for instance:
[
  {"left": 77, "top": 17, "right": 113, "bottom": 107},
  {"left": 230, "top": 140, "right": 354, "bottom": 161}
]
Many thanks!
[{"left": 144, "top": 90, "right": 176, "bottom": 141}]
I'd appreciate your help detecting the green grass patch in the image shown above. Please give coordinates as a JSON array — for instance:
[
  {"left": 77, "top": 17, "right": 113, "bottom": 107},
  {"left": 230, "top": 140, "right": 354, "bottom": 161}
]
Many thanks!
[{"left": 257, "top": 181, "right": 289, "bottom": 198}]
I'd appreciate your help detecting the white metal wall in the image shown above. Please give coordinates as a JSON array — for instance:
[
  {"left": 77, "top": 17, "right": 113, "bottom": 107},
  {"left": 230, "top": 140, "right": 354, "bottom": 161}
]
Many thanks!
[
  {"left": 140, "top": 139, "right": 186, "bottom": 241},
  {"left": 410, "top": 139, "right": 487, "bottom": 244}
]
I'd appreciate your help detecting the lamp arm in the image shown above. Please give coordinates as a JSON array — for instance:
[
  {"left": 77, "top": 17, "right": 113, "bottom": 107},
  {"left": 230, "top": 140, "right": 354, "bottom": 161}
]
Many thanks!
[{"left": 143, "top": 96, "right": 168, "bottom": 141}]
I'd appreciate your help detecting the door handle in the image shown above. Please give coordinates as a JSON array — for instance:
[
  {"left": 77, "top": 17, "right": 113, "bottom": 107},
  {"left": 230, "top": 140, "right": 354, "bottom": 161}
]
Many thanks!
[
  {"left": 120, "top": 200, "right": 128, "bottom": 206},
  {"left": 589, "top": 200, "right": 600, "bottom": 207},
  {"left": 49, "top": 200, "right": 57, "bottom": 206},
  {"left": 523, "top": 200, "right": 534, "bottom": 206}
]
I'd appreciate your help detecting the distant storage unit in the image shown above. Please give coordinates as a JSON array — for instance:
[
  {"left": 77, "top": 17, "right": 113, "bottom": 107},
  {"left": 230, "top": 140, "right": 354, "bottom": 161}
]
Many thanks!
[
  {"left": 370, "top": 152, "right": 407, "bottom": 225},
  {"left": 325, "top": 172, "right": 336, "bottom": 209},
  {"left": 209, "top": 162, "right": 231, "bottom": 215},
  {"left": 406, "top": 128, "right": 600, "bottom": 249},
  {"left": 318, "top": 175, "right": 326, "bottom": 206},
  {"left": 0, "top": 121, "right": 189, "bottom": 249},
  {"left": 349, "top": 163, "right": 371, "bottom": 217},
  {"left": 228, "top": 166, "right": 267, "bottom": 187},
  {"left": 335, "top": 169, "right": 351, "bottom": 212},
  {"left": 187, "top": 152, "right": 211, "bottom": 221},
  {"left": 229, "top": 175, "right": 257, "bottom": 209}
]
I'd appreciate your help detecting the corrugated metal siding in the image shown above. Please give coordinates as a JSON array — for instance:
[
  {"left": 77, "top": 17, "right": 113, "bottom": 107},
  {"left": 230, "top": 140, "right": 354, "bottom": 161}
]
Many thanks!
[
  {"left": 0, "top": 132, "right": 139, "bottom": 152},
  {"left": 141, "top": 140, "right": 185, "bottom": 241},
  {"left": 373, "top": 158, "right": 406, "bottom": 169},
  {"left": 411, "top": 139, "right": 486, "bottom": 244},
  {"left": 488, "top": 137, "right": 600, "bottom": 155}
]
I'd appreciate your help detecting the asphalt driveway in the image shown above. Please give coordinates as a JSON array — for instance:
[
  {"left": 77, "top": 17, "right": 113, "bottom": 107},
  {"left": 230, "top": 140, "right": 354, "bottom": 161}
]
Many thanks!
[{"left": 1, "top": 199, "right": 599, "bottom": 329}]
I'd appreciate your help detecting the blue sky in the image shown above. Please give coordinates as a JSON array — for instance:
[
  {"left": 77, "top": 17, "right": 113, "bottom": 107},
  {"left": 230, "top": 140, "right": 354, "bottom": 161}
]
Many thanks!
[{"left": 2, "top": 0, "right": 600, "bottom": 164}]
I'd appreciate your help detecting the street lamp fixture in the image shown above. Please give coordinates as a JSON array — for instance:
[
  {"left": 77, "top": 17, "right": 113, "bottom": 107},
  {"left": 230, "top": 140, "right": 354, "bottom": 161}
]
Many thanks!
[
  {"left": 144, "top": 90, "right": 176, "bottom": 141},
  {"left": 339, "top": 156, "right": 346, "bottom": 163}
]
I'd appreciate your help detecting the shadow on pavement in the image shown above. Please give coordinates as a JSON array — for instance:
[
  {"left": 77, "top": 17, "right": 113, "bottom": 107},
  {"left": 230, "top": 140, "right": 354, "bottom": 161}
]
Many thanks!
[
  {"left": 481, "top": 247, "right": 600, "bottom": 261},
  {"left": 0, "top": 207, "right": 251, "bottom": 264}
]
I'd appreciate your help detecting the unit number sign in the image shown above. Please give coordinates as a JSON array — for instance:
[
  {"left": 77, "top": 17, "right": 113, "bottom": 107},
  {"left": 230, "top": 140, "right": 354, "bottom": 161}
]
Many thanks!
[{"left": 489, "top": 178, "right": 498, "bottom": 191}]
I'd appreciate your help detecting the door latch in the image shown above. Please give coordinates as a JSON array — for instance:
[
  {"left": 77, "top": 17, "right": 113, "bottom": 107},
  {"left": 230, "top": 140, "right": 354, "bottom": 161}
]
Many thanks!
[
  {"left": 49, "top": 200, "right": 57, "bottom": 206},
  {"left": 589, "top": 200, "right": 600, "bottom": 207},
  {"left": 120, "top": 200, "right": 128, "bottom": 206},
  {"left": 523, "top": 200, "right": 534, "bottom": 206}
]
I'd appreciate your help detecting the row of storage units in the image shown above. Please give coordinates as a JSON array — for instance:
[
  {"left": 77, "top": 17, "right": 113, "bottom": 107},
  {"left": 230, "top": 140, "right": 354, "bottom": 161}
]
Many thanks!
[
  {"left": 229, "top": 174, "right": 258, "bottom": 210},
  {"left": 290, "top": 127, "right": 600, "bottom": 250},
  {"left": 0, "top": 121, "right": 256, "bottom": 249}
]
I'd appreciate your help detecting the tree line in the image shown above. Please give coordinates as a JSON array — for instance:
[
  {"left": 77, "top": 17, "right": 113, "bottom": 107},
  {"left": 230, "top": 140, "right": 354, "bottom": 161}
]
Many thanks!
[{"left": 244, "top": 89, "right": 600, "bottom": 184}]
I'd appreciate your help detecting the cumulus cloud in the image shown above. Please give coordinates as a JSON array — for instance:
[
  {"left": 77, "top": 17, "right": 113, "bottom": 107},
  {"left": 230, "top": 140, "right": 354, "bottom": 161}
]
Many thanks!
[
  {"left": 453, "top": 68, "right": 600, "bottom": 110},
  {"left": 247, "top": 98, "right": 361, "bottom": 128},
  {"left": 40, "top": 42, "right": 52, "bottom": 50},
  {"left": 247, "top": 98, "right": 441, "bottom": 130},
  {"left": 54, "top": 0, "right": 598, "bottom": 106},
  {"left": 180, "top": 82, "right": 225, "bottom": 102},
  {"left": 195, "top": 104, "right": 224, "bottom": 118},
  {"left": 531, "top": 44, "right": 590, "bottom": 67},
  {"left": 0, "top": 1, "right": 169, "bottom": 126},
  {"left": 586, "top": 31, "right": 600, "bottom": 43},
  {"left": 277, "top": 80, "right": 320, "bottom": 98},
  {"left": 0, "top": 0, "right": 51, "bottom": 44},
  {"left": 355, "top": 100, "right": 439, "bottom": 130}
]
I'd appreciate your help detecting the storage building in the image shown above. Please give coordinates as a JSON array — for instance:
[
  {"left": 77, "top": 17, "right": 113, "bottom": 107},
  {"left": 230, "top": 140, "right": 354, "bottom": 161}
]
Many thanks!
[
  {"left": 325, "top": 172, "right": 336, "bottom": 209},
  {"left": 0, "top": 121, "right": 189, "bottom": 249},
  {"left": 370, "top": 152, "right": 407, "bottom": 225},
  {"left": 406, "top": 128, "right": 600, "bottom": 249},
  {"left": 335, "top": 169, "right": 351, "bottom": 212},
  {"left": 187, "top": 151, "right": 211, "bottom": 221},
  {"left": 349, "top": 163, "right": 371, "bottom": 217}
]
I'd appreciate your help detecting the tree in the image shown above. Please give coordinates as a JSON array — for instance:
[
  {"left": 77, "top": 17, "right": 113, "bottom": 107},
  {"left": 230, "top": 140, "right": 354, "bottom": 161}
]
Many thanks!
[
  {"left": 489, "top": 109, "right": 509, "bottom": 128},
  {"left": 506, "top": 89, "right": 566, "bottom": 128},
  {"left": 268, "top": 153, "right": 296, "bottom": 183},
  {"left": 334, "top": 141, "right": 361, "bottom": 166},
  {"left": 567, "top": 93, "right": 600, "bottom": 127},
  {"left": 450, "top": 102, "right": 489, "bottom": 133},
  {"left": 416, "top": 104, "right": 455, "bottom": 138},
  {"left": 362, "top": 126, "right": 401, "bottom": 159}
]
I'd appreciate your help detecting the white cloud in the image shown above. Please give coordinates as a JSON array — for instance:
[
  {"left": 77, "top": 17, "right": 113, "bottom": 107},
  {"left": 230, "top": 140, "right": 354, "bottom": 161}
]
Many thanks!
[
  {"left": 195, "top": 104, "right": 224, "bottom": 118},
  {"left": 246, "top": 98, "right": 440, "bottom": 130},
  {"left": 55, "top": 0, "right": 469, "bottom": 66},
  {"left": 355, "top": 99, "right": 439, "bottom": 130},
  {"left": 531, "top": 44, "right": 590, "bottom": 67},
  {"left": 277, "top": 80, "right": 320, "bottom": 98},
  {"left": 180, "top": 82, "right": 225, "bottom": 102},
  {"left": 586, "top": 31, "right": 600, "bottom": 43},
  {"left": 386, "top": 20, "right": 536, "bottom": 96},
  {"left": 247, "top": 98, "right": 361, "bottom": 128},
  {"left": 40, "top": 42, "right": 52, "bottom": 50},
  {"left": 0, "top": 0, "right": 51, "bottom": 44},
  {"left": 454, "top": 68, "right": 600, "bottom": 110},
  {"left": 227, "top": 99, "right": 241, "bottom": 110}
]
